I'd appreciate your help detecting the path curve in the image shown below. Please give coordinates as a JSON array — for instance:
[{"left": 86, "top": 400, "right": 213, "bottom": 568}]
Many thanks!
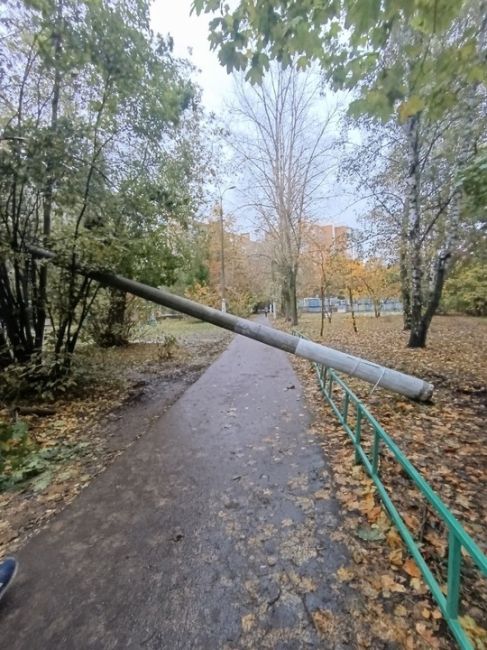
[{"left": 0, "top": 320, "right": 353, "bottom": 649}]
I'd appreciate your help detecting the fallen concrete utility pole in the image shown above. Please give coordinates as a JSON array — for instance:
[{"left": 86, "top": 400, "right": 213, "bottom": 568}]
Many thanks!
[{"left": 27, "top": 244, "right": 434, "bottom": 401}]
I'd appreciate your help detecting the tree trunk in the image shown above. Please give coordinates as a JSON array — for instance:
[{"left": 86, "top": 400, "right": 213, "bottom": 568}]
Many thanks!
[
  {"left": 289, "top": 266, "right": 298, "bottom": 326},
  {"left": 0, "top": 329, "right": 12, "bottom": 368},
  {"left": 34, "top": 0, "right": 63, "bottom": 353},
  {"left": 280, "top": 284, "right": 289, "bottom": 320},
  {"left": 400, "top": 201, "right": 412, "bottom": 330},
  {"left": 406, "top": 114, "right": 424, "bottom": 348},
  {"left": 95, "top": 289, "right": 129, "bottom": 347},
  {"left": 320, "top": 284, "right": 325, "bottom": 337},
  {"left": 408, "top": 235, "right": 424, "bottom": 347},
  {"left": 409, "top": 185, "right": 460, "bottom": 347},
  {"left": 0, "top": 261, "right": 32, "bottom": 364},
  {"left": 400, "top": 259, "right": 411, "bottom": 329},
  {"left": 348, "top": 287, "right": 358, "bottom": 333}
]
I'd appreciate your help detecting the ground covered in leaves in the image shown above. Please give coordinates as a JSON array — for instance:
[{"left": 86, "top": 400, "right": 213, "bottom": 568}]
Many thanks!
[
  {"left": 291, "top": 313, "right": 486, "bottom": 649},
  {"left": 0, "top": 319, "right": 232, "bottom": 556}
]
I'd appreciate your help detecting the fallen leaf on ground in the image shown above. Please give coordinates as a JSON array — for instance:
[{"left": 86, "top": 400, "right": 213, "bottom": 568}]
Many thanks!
[
  {"left": 389, "top": 548, "right": 403, "bottom": 566},
  {"left": 404, "top": 558, "right": 422, "bottom": 578},
  {"left": 336, "top": 566, "right": 354, "bottom": 582},
  {"left": 381, "top": 574, "right": 407, "bottom": 593},
  {"left": 241, "top": 614, "right": 255, "bottom": 633}
]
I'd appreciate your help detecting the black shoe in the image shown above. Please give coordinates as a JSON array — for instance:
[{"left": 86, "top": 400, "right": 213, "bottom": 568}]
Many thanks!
[{"left": 0, "top": 557, "right": 18, "bottom": 601}]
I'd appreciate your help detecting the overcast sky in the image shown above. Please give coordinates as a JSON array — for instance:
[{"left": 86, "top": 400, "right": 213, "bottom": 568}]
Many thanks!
[
  {"left": 151, "top": 0, "right": 233, "bottom": 113},
  {"left": 150, "top": 0, "right": 360, "bottom": 230}
]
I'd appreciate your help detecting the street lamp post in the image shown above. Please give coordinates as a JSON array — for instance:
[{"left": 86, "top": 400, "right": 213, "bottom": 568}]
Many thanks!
[{"left": 219, "top": 185, "right": 235, "bottom": 313}]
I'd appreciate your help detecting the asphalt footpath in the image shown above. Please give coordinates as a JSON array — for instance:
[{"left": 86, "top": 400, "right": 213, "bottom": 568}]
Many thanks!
[{"left": 0, "top": 318, "right": 353, "bottom": 649}]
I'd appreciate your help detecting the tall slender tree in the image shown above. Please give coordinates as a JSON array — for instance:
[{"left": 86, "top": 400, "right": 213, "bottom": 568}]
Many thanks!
[
  {"left": 195, "top": 0, "right": 487, "bottom": 347},
  {"left": 229, "top": 67, "right": 336, "bottom": 324}
]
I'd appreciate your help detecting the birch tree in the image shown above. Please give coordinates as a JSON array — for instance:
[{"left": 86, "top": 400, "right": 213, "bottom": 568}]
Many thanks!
[{"left": 196, "top": 0, "right": 487, "bottom": 346}]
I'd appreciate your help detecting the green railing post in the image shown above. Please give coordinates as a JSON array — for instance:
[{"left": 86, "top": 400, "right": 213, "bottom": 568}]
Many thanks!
[
  {"left": 322, "top": 365, "right": 328, "bottom": 390},
  {"left": 354, "top": 406, "right": 362, "bottom": 465},
  {"left": 372, "top": 428, "right": 380, "bottom": 476},
  {"left": 342, "top": 392, "right": 350, "bottom": 424},
  {"left": 446, "top": 530, "right": 462, "bottom": 620}
]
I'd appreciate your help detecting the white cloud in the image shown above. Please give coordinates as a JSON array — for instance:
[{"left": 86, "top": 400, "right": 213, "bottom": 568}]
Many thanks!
[{"left": 150, "top": 0, "right": 233, "bottom": 114}]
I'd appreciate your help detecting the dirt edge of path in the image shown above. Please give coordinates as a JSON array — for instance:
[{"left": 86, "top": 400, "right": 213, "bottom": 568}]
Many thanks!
[{"left": 0, "top": 332, "right": 232, "bottom": 556}]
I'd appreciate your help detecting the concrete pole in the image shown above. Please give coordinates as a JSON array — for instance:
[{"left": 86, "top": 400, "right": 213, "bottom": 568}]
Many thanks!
[
  {"left": 219, "top": 196, "right": 226, "bottom": 314},
  {"left": 26, "top": 245, "right": 434, "bottom": 401},
  {"left": 219, "top": 185, "right": 235, "bottom": 313}
]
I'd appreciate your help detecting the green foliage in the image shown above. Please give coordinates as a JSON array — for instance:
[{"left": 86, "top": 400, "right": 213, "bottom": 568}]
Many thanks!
[
  {"left": 0, "top": 351, "right": 110, "bottom": 403},
  {"left": 459, "top": 148, "right": 487, "bottom": 220},
  {"left": 0, "top": 415, "right": 90, "bottom": 491},
  {"left": 0, "top": 419, "right": 30, "bottom": 479},
  {"left": 0, "top": 0, "right": 219, "bottom": 378},
  {"left": 442, "top": 262, "right": 487, "bottom": 316},
  {"left": 194, "top": 0, "right": 485, "bottom": 122},
  {"left": 155, "top": 334, "right": 178, "bottom": 361}
]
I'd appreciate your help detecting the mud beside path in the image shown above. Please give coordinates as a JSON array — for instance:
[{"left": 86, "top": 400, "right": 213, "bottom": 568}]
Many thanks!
[{"left": 0, "top": 327, "right": 232, "bottom": 556}]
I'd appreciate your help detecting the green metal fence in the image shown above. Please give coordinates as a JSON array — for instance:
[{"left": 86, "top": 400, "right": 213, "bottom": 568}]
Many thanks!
[{"left": 296, "top": 334, "right": 487, "bottom": 649}]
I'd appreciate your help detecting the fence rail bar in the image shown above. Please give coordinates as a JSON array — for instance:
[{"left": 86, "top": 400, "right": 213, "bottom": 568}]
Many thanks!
[{"left": 294, "top": 332, "right": 487, "bottom": 650}]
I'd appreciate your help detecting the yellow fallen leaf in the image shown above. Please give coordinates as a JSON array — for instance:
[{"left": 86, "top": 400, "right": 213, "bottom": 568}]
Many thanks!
[
  {"left": 241, "top": 613, "right": 255, "bottom": 633},
  {"left": 360, "top": 493, "right": 376, "bottom": 513},
  {"left": 386, "top": 528, "right": 402, "bottom": 549},
  {"left": 381, "top": 574, "right": 407, "bottom": 593},
  {"left": 336, "top": 566, "right": 354, "bottom": 582},
  {"left": 394, "top": 604, "right": 408, "bottom": 617},
  {"left": 404, "top": 558, "right": 421, "bottom": 578},
  {"left": 459, "top": 615, "right": 487, "bottom": 642},
  {"left": 421, "top": 608, "right": 431, "bottom": 619},
  {"left": 300, "top": 576, "right": 317, "bottom": 592},
  {"left": 389, "top": 548, "right": 403, "bottom": 566},
  {"left": 403, "top": 513, "right": 420, "bottom": 530},
  {"left": 314, "top": 489, "right": 330, "bottom": 500},
  {"left": 366, "top": 505, "right": 382, "bottom": 523},
  {"left": 411, "top": 577, "right": 427, "bottom": 594},
  {"left": 424, "top": 531, "right": 446, "bottom": 556},
  {"left": 312, "top": 608, "right": 337, "bottom": 634},
  {"left": 351, "top": 465, "right": 363, "bottom": 479}
]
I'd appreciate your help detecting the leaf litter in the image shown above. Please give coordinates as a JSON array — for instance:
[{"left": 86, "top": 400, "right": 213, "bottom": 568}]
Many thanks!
[
  {"left": 288, "top": 313, "right": 487, "bottom": 649},
  {"left": 0, "top": 325, "right": 232, "bottom": 555}
]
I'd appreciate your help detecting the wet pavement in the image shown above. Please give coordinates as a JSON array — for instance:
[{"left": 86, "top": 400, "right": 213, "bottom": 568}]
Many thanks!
[{"left": 0, "top": 320, "right": 353, "bottom": 649}]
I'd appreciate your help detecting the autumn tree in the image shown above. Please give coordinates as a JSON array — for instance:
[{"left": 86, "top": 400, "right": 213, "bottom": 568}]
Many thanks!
[
  {"left": 194, "top": 0, "right": 487, "bottom": 347},
  {"left": 189, "top": 211, "right": 264, "bottom": 316},
  {"left": 301, "top": 224, "right": 347, "bottom": 335},
  {"left": 361, "top": 259, "right": 400, "bottom": 318},
  {"left": 90, "top": 105, "right": 222, "bottom": 346},
  {"left": 0, "top": 0, "right": 196, "bottom": 377},
  {"left": 228, "top": 68, "right": 336, "bottom": 325}
]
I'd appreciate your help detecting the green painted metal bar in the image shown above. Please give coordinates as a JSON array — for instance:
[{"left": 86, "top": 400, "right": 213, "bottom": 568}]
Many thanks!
[
  {"left": 293, "top": 332, "right": 487, "bottom": 650},
  {"left": 447, "top": 531, "right": 462, "bottom": 619},
  {"left": 342, "top": 392, "right": 350, "bottom": 423},
  {"left": 354, "top": 405, "right": 362, "bottom": 465},
  {"left": 371, "top": 430, "right": 380, "bottom": 476}
]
